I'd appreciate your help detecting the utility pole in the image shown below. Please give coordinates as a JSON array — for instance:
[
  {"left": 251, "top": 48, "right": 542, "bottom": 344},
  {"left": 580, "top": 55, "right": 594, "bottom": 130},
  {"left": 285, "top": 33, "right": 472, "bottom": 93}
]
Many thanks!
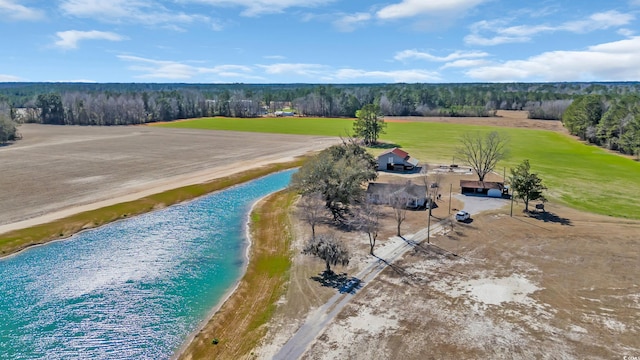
[
  {"left": 427, "top": 204, "right": 432, "bottom": 244},
  {"left": 510, "top": 188, "right": 514, "bottom": 217},
  {"left": 448, "top": 183, "right": 452, "bottom": 214}
]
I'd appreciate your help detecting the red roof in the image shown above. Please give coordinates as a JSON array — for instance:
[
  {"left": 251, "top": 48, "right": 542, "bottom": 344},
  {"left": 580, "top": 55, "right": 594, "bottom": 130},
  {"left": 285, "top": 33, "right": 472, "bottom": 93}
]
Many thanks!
[
  {"left": 380, "top": 147, "right": 409, "bottom": 159},
  {"left": 459, "top": 180, "right": 504, "bottom": 190}
]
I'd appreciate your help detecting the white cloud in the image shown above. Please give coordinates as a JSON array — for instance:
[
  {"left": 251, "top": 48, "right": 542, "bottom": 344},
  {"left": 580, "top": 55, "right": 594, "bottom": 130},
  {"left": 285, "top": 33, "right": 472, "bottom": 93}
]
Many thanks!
[
  {"left": 60, "top": 0, "right": 209, "bottom": 26},
  {"left": 258, "top": 63, "right": 329, "bottom": 76},
  {"left": 54, "top": 30, "right": 125, "bottom": 50},
  {"left": 333, "top": 12, "right": 371, "bottom": 32},
  {"left": 441, "top": 59, "right": 491, "bottom": 69},
  {"left": 0, "top": 0, "right": 43, "bottom": 20},
  {"left": 333, "top": 68, "right": 440, "bottom": 82},
  {"left": 394, "top": 49, "right": 489, "bottom": 62},
  {"left": 263, "top": 55, "right": 286, "bottom": 60},
  {"left": 45, "top": 79, "right": 97, "bottom": 83},
  {"left": 0, "top": 73, "right": 22, "bottom": 81},
  {"left": 618, "top": 28, "right": 635, "bottom": 37},
  {"left": 466, "top": 10, "right": 636, "bottom": 46},
  {"left": 376, "top": 0, "right": 486, "bottom": 20},
  {"left": 560, "top": 10, "right": 635, "bottom": 33},
  {"left": 182, "top": 0, "right": 334, "bottom": 17},
  {"left": 118, "top": 55, "right": 443, "bottom": 83},
  {"left": 465, "top": 36, "right": 640, "bottom": 82},
  {"left": 118, "top": 55, "right": 257, "bottom": 80}
]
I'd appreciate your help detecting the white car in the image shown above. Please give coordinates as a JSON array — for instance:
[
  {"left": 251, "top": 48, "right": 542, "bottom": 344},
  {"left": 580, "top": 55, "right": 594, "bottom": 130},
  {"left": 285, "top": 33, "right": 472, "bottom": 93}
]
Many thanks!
[{"left": 455, "top": 210, "right": 471, "bottom": 221}]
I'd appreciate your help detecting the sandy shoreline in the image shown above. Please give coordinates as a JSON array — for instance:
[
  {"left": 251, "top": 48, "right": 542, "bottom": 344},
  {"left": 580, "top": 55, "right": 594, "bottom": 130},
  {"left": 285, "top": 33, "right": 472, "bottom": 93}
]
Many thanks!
[{"left": 171, "top": 187, "right": 279, "bottom": 359}]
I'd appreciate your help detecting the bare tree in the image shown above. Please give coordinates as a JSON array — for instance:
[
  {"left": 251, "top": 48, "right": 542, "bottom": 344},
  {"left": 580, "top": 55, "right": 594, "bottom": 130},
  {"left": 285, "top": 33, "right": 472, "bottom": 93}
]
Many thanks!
[
  {"left": 302, "top": 233, "right": 350, "bottom": 274},
  {"left": 458, "top": 131, "right": 510, "bottom": 181},
  {"left": 419, "top": 165, "right": 430, "bottom": 189},
  {"left": 352, "top": 201, "right": 381, "bottom": 255},
  {"left": 297, "top": 192, "right": 325, "bottom": 239},
  {"left": 389, "top": 189, "right": 408, "bottom": 237}
]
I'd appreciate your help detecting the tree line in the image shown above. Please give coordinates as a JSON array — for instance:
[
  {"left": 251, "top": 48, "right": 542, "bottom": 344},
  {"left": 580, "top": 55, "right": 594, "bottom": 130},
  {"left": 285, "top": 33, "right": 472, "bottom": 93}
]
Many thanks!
[
  {"left": 1, "top": 82, "right": 639, "bottom": 126},
  {"left": 0, "top": 100, "right": 19, "bottom": 144},
  {"left": 562, "top": 94, "right": 640, "bottom": 157}
]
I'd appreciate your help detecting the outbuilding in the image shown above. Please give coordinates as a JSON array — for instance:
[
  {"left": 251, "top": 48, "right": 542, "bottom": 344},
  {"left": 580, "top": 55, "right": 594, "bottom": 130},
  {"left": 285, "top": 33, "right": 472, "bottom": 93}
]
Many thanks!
[
  {"left": 459, "top": 180, "right": 507, "bottom": 197},
  {"left": 376, "top": 148, "right": 419, "bottom": 172}
]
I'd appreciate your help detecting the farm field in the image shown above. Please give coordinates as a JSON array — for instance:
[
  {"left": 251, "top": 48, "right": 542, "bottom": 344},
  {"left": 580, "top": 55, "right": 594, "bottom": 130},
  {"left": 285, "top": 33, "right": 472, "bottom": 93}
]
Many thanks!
[
  {"left": 0, "top": 124, "right": 338, "bottom": 233},
  {"left": 153, "top": 114, "right": 640, "bottom": 219}
]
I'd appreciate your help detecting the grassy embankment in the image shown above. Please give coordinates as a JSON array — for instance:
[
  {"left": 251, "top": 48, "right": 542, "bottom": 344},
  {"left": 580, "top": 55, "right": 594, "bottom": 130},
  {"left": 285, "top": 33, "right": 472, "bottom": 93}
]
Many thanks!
[
  {"left": 178, "top": 190, "right": 295, "bottom": 360},
  {"left": 0, "top": 160, "right": 304, "bottom": 257},
  {"left": 155, "top": 117, "right": 640, "bottom": 219}
]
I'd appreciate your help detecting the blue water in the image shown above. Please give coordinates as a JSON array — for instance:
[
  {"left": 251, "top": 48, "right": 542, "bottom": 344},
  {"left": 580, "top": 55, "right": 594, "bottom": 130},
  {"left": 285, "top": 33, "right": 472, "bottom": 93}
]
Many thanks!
[{"left": 0, "top": 169, "right": 295, "bottom": 360}]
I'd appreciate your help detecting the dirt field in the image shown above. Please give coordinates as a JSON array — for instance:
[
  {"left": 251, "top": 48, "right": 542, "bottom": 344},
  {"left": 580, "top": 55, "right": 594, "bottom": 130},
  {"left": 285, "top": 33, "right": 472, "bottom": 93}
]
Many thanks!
[
  {"left": 386, "top": 110, "right": 567, "bottom": 132},
  {"left": 256, "top": 169, "right": 640, "bottom": 359},
  {"left": 0, "top": 124, "right": 338, "bottom": 233}
]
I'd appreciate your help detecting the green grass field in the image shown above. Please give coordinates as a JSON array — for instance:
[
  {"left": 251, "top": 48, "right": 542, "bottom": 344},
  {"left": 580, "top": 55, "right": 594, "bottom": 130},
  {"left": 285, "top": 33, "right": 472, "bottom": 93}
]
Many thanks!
[{"left": 153, "top": 117, "right": 640, "bottom": 219}]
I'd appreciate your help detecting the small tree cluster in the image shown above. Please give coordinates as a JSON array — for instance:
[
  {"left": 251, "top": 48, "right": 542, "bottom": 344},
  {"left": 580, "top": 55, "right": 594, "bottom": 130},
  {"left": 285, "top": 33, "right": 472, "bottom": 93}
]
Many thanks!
[
  {"left": 353, "top": 104, "right": 387, "bottom": 146},
  {"left": 302, "top": 233, "right": 350, "bottom": 274},
  {"left": 510, "top": 159, "right": 546, "bottom": 212},
  {"left": 290, "top": 138, "right": 377, "bottom": 221}
]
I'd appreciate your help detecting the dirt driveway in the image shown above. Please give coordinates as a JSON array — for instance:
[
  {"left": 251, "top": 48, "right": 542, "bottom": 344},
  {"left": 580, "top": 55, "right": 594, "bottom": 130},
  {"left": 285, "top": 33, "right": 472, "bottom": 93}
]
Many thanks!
[
  {"left": 454, "top": 194, "right": 510, "bottom": 215},
  {"left": 0, "top": 124, "right": 338, "bottom": 232}
]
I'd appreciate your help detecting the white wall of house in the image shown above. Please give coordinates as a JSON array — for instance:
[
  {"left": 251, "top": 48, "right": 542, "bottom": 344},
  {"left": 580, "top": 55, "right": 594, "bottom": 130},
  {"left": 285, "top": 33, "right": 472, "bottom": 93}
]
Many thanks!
[{"left": 377, "top": 153, "right": 406, "bottom": 170}]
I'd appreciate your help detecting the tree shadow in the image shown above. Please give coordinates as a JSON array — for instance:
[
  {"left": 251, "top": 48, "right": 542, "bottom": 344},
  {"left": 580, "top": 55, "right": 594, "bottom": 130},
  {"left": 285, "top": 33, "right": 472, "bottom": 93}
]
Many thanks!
[
  {"left": 413, "top": 242, "right": 460, "bottom": 260},
  {"left": 374, "top": 255, "right": 414, "bottom": 278},
  {"left": 310, "top": 271, "right": 363, "bottom": 294},
  {"left": 368, "top": 142, "right": 401, "bottom": 149},
  {"left": 527, "top": 211, "right": 572, "bottom": 226}
]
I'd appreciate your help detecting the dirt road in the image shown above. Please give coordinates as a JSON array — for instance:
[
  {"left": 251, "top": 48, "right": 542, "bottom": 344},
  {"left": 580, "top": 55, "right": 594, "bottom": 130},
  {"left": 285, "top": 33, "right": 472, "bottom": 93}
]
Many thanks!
[{"left": 273, "top": 222, "right": 447, "bottom": 360}]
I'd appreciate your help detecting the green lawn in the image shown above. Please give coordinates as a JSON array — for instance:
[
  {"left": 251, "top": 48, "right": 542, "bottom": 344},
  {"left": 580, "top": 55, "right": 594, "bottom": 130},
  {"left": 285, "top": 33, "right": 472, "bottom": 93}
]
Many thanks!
[
  {"left": 153, "top": 117, "right": 640, "bottom": 219},
  {"left": 155, "top": 117, "right": 354, "bottom": 136}
]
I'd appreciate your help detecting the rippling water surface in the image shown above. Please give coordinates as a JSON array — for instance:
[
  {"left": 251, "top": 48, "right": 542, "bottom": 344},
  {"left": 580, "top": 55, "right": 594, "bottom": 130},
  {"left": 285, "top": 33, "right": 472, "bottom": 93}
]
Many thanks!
[{"left": 0, "top": 170, "right": 294, "bottom": 359}]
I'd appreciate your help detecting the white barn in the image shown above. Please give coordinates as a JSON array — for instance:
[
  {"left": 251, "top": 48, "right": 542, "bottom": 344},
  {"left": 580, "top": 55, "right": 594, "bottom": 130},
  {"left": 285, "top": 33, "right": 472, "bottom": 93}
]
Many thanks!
[{"left": 376, "top": 148, "right": 419, "bottom": 172}]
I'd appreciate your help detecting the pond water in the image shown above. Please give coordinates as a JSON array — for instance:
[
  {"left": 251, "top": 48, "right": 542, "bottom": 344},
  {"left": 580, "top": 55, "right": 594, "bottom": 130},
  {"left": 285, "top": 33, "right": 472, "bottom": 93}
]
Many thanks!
[{"left": 0, "top": 169, "right": 294, "bottom": 359}]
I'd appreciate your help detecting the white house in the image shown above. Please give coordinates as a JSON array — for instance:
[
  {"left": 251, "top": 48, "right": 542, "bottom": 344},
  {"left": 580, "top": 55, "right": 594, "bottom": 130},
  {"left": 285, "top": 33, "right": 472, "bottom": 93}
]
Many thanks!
[
  {"left": 376, "top": 148, "right": 419, "bottom": 172},
  {"left": 366, "top": 182, "right": 428, "bottom": 209}
]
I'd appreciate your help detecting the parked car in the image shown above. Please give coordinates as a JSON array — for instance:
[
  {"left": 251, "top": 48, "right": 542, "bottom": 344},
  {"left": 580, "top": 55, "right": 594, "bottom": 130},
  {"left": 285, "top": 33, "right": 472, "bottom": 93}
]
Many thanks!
[{"left": 455, "top": 210, "right": 471, "bottom": 221}]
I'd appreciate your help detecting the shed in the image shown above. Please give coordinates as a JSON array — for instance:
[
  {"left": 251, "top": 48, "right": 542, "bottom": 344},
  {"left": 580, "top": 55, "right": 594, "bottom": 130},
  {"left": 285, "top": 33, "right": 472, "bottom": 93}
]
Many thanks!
[
  {"left": 460, "top": 180, "right": 507, "bottom": 197},
  {"left": 376, "top": 148, "right": 419, "bottom": 172}
]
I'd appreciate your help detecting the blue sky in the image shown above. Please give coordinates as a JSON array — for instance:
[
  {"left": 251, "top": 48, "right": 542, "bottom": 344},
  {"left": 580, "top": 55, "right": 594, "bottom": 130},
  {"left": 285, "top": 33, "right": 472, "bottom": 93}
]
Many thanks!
[{"left": 1, "top": 0, "right": 640, "bottom": 83}]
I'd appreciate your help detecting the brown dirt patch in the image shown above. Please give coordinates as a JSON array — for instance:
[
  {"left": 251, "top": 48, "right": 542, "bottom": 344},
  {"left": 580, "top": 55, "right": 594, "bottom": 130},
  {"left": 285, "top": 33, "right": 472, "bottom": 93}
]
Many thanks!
[
  {"left": 0, "top": 124, "right": 338, "bottom": 234},
  {"left": 251, "top": 168, "right": 638, "bottom": 359},
  {"left": 386, "top": 110, "right": 567, "bottom": 132},
  {"left": 299, "top": 202, "right": 640, "bottom": 359}
]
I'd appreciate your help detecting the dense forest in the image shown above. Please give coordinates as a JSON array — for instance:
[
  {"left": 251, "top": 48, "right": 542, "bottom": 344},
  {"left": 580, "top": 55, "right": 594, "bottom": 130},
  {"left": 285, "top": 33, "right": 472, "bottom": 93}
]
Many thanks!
[
  {"left": 562, "top": 94, "right": 640, "bottom": 157},
  {"left": 1, "top": 82, "right": 639, "bottom": 155}
]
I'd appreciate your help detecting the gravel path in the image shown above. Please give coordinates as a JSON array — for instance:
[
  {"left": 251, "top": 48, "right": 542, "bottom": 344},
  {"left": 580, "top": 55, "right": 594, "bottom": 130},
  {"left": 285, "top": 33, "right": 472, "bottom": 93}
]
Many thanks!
[{"left": 454, "top": 194, "right": 510, "bottom": 216}]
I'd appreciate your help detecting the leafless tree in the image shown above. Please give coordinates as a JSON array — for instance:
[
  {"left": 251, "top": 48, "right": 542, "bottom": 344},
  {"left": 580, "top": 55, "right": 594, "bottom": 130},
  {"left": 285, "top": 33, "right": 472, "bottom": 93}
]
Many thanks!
[
  {"left": 389, "top": 189, "right": 408, "bottom": 237},
  {"left": 419, "top": 165, "right": 430, "bottom": 188},
  {"left": 302, "top": 233, "right": 350, "bottom": 274},
  {"left": 457, "top": 131, "right": 510, "bottom": 181},
  {"left": 352, "top": 201, "right": 381, "bottom": 255},
  {"left": 297, "top": 192, "right": 325, "bottom": 239}
]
